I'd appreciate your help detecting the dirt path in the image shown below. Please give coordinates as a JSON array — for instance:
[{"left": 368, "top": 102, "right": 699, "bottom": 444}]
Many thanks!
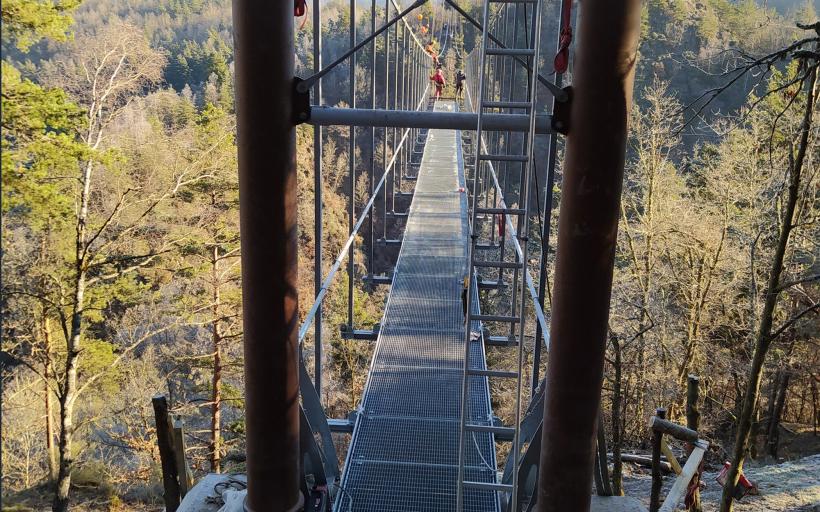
[{"left": 622, "top": 453, "right": 820, "bottom": 511}]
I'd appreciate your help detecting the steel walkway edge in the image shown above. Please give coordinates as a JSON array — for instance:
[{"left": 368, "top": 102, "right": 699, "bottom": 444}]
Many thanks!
[{"left": 335, "top": 100, "right": 500, "bottom": 512}]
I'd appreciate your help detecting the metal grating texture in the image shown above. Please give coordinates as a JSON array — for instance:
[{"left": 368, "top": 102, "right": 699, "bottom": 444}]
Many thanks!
[{"left": 335, "top": 101, "right": 500, "bottom": 512}]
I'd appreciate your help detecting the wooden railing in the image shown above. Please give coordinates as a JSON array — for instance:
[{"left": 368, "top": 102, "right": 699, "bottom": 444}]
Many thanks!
[{"left": 649, "top": 411, "right": 709, "bottom": 512}]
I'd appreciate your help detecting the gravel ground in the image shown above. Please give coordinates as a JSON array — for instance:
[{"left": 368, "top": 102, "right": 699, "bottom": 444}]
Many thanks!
[{"left": 622, "top": 453, "right": 820, "bottom": 511}]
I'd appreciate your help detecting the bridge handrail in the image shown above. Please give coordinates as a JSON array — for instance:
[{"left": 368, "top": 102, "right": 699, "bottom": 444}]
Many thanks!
[
  {"left": 299, "top": 17, "right": 452, "bottom": 344},
  {"left": 298, "top": 89, "right": 427, "bottom": 344},
  {"left": 464, "top": 82, "right": 551, "bottom": 351}
]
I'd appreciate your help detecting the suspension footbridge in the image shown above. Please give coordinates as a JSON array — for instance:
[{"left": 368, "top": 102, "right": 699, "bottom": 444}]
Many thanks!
[
  {"left": 222, "top": 0, "right": 645, "bottom": 510},
  {"left": 336, "top": 100, "right": 499, "bottom": 511}
]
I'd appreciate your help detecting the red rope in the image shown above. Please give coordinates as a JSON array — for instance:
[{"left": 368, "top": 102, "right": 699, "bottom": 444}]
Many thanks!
[
  {"left": 294, "top": 0, "right": 306, "bottom": 16},
  {"left": 294, "top": 0, "right": 308, "bottom": 30},
  {"left": 553, "top": 0, "right": 573, "bottom": 73}
]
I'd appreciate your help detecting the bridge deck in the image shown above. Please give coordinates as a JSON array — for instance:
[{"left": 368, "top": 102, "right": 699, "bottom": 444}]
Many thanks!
[{"left": 336, "top": 101, "right": 499, "bottom": 512}]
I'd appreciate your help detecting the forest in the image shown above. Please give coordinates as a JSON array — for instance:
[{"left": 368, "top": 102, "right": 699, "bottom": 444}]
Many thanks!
[{"left": 1, "top": 0, "right": 818, "bottom": 510}]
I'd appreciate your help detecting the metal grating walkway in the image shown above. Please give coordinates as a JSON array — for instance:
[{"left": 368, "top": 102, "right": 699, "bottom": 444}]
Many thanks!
[{"left": 335, "top": 101, "right": 500, "bottom": 512}]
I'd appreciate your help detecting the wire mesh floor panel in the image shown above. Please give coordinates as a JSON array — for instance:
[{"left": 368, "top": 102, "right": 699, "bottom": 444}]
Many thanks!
[
  {"left": 336, "top": 101, "right": 499, "bottom": 512},
  {"left": 336, "top": 463, "right": 497, "bottom": 512}
]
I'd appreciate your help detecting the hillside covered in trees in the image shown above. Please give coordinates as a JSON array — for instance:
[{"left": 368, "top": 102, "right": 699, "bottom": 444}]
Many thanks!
[{"left": 1, "top": 0, "right": 818, "bottom": 510}]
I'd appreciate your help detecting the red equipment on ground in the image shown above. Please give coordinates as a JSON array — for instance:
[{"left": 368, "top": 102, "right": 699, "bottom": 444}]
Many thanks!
[{"left": 716, "top": 461, "right": 758, "bottom": 500}]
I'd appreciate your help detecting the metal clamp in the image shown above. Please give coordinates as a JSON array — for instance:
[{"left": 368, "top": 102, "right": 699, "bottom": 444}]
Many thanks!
[
  {"left": 551, "top": 86, "right": 573, "bottom": 135},
  {"left": 293, "top": 77, "right": 311, "bottom": 124}
]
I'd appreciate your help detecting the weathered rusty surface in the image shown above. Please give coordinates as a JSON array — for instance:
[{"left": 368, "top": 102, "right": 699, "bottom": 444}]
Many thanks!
[
  {"left": 535, "top": 1, "right": 642, "bottom": 510},
  {"left": 231, "top": 0, "right": 301, "bottom": 509}
]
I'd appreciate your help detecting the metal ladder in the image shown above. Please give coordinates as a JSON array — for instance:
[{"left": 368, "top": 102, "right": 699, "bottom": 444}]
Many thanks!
[{"left": 456, "top": 0, "right": 543, "bottom": 509}]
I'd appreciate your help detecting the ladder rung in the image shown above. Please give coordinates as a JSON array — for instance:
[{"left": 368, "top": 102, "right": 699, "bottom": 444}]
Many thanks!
[
  {"left": 477, "top": 279, "right": 502, "bottom": 289},
  {"left": 475, "top": 243, "right": 501, "bottom": 250},
  {"left": 465, "top": 423, "right": 516, "bottom": 436},
  {"left": 462, "top": 480, "right": 514, "bottom": 492},
  {"left": 470, "top": 314, "right": 520, "bottom": 323},
  {"left": 486, "top": 335, "right": 518, "bottom": 346},
  {"left": 485, "top": 48, "right": 535, "bottom": 56},
  {"left": 479, "top": 153, "right": 528, "bottom": 162},
  {"left": 472, "top": 260, "right": 523, "bottom": 269},
  {"left": 468, "top": 368, "right": 518, "bottom": 378},
  {"left": 475, "top": 207, "right": 526, "bottom": 215},
  {"left": 482, "top": 100, "right": 532, "bottom": 110}
]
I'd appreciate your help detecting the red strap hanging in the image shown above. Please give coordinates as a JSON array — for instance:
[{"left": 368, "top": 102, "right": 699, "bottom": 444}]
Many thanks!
[
  {"left": 294, "top": 0, "right": 309, "bottom": 30},
  {"left": 553, "top": 0, "right": 573, "bottom": 73},
  {"left": 497, "top": 213, "right": 505, "bottom": 237},
  {"left": 294, "top": 0, "right": 306, "bottom": 16}
]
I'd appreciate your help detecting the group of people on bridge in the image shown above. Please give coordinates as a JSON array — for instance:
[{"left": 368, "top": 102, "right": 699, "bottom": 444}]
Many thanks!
[{"left": 425, "top": 40, "right": 466, "bottom": 100}]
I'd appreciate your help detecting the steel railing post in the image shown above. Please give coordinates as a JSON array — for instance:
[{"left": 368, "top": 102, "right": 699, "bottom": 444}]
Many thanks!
[
  {"left": 536, "top": 1, "right": 642, "bottom": 510},
  {"left": 382, "top": 0, "right": 390, "bottom": 241},
  {"left": 369, "top": 0, "right": 377, "bottom": 279},
  {"left": 312, "top": 0, "right": 324, "bottom": 398},
  {"left": 347, "top": 0, "right": 357, "bottom": 328},
  {"left": 231, "top": 0, "right": 301, "bottom": 508}
]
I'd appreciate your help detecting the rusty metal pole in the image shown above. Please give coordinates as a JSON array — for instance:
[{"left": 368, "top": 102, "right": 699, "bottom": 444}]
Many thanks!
[
  {"left": 535, "top": 1, "right": 641, "bottom": 511},
  {"left": 231, "top": 0, "right": 302, "bottom": 510}
]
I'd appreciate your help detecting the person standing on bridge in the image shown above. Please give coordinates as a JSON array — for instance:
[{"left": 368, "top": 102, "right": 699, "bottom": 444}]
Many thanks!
[
  {"left": 430, "top": 68, "right": 446, "bottom": 100},
  {"left": 455, "top": 70, "right": 466, "bottom": 98}
]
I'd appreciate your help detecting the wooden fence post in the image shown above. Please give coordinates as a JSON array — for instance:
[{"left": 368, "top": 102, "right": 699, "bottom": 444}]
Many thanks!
[
  {"left": 650, "top": 408, "right": 666, "bottom": 512},
  {"left": 172, "top": 416, "right": 194, "bottom": 497},
  {"left": 152, "top": 395, "right": 180, "bottom": 512},
  {"left": 686, "top": 376, "right": 702, "bottom": 512}
]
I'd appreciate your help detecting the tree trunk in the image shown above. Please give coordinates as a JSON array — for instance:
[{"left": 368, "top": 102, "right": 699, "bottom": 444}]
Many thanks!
[
  {"left": 610, "top": 335, "right": 624, "bottom": 495},
  {"left": 53, "top": 157, "right": 93, "bottom": 512},
  {"left": 43, "top": 316, "right": 58, "bottom": 483},
  {"left": 210, "top": 245, "right": 223, "bottom": 473},
  {"left": 750, "top": 406, "right": 760, "bottom": 460},
  {"left": 766, "top": 371, "right": 790, "bottom": 459},
  {"left": 53, "top": 275, "right": 86, "bottom": 512},
  {"left": 39, "top": 224, "right": 58, "bottom": 483},
  {"left": 719, "top": 68, "right": 817, "bottom": 512}
]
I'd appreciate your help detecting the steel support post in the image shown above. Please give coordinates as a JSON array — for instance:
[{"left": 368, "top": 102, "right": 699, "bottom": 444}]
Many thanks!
[
  {"left": 399, "top": 26, "right": 407, "bottom": 188},
  {"left": 532, "top": 0, "right": 570, "bottom": 394},
  {"left": 509, "top": 3, "right": 532, "bottom": 339},
  {"left": 231, "top": 0, "right": 301, "bottom": 509},
  {"left": 535, "top": 1, "right": 641, "bottom": 510},
  {"left": 369, "top": 0, "right": 376, "bottom": 279},
  {"left": 347, "top": 0, "right": 356, "bottom": 328},
  {"left": 401, "top": 25, "right": 406, "bottom": 175},
  {"left": 382, "top": 0, "right": 390, "bottom": 240},
  {"left": 312, "top": 0, "right": 324, "bottom": 397},
  {"left": 391, "top": 17, "right": 398, "bottom": 214},
  {"left": 409, "top": 44, "right": 417, "bottom": 173},
  {"left": 409, "top": 45, "right": 414, "bottom": 162},
  {"left": 487, "top": 19, "right": 499, "bottom": 243}
]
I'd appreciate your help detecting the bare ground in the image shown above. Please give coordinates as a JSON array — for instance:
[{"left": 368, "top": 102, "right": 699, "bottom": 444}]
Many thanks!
[{"left": 622, "top": 453, "right": 820, "bottom": 511}]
